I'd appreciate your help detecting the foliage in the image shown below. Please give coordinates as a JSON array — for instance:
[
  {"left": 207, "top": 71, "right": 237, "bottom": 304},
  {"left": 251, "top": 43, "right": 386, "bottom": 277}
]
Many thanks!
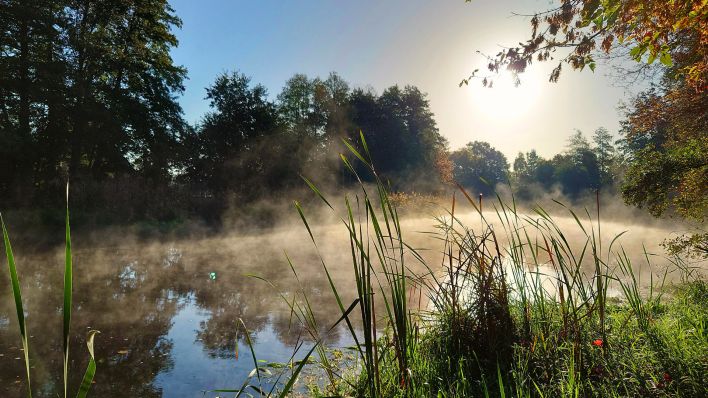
[
  {"left": 0, "top": 0, "right": 649, "bottom": 226},
  {"left": 0, "top": 0, "right": 186, "bottom": 205},
  {"left": 617, "top": 54, "right": 707, "bottom": 257},
  {"left": 511, "top": 129, "right": 617, "bottom": 200},
  {"left": 592, "top": 127, "right": 616, "bottom": 186},
  {"left": 180, "top": 71, "right": 281, "bottom": 195},
  {"left": 347, "top": 85, "right": 448, "bottom": 189},
  {"left": 449, "top": 141, "right": 509, "bottom": 195},
  {"left": 619, "top": 85, "right": 707, "bottom": 222},
  {"left": 177, "top": 71, "right": 450, "bottom": 205},
  {"left": 464, "top": 0, "right": 708, "bottom": 90}
]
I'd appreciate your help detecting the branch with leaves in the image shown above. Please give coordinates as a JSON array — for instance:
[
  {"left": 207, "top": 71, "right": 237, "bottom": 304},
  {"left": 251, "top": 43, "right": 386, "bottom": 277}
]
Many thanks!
[{"left": 463, "top": 0, "right": 707, "bottom": 90}]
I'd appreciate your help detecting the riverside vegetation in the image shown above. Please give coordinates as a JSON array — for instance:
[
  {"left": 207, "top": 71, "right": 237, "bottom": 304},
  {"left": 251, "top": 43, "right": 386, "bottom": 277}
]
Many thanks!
[{"left": 3, "top": 136, "right": 705, "bottom": 397}]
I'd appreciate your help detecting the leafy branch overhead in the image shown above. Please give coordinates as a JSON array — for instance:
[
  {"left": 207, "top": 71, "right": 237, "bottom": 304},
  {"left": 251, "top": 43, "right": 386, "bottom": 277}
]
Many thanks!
[{"left": 464, "top": 0, "right": 707, "bottom": 89}]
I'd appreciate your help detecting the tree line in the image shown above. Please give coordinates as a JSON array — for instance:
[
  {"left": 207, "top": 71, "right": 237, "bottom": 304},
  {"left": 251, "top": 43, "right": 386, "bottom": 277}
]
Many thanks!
[
  {"left": 0, "top": 0, "right": 186, "bottom": 218},
  {"left": 0, "top": 0, "right": 448, "bottom": 222},
  {"left": 1, "top": 0, "right": 704, "bottom": 254}
]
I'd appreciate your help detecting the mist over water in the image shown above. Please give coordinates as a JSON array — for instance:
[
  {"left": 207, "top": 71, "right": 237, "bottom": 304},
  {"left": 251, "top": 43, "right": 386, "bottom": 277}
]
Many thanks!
[{"left": 0, "top": 200, "right": 703, "bottom": 397}]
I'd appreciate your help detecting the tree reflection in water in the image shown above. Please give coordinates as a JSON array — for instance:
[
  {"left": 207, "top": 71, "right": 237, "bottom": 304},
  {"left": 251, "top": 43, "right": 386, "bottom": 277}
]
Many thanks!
[{"left": 0, "top": 225, "right": 362, "bottom": 398}]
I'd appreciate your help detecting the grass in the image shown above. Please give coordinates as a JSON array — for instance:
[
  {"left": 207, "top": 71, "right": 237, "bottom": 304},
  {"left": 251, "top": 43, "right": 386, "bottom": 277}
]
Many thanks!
[
  {"left": 1, "top": 186, "right": 100, "bottom": 398},
  {"left": 283, "top": 133, "right": 707, "bottom": 397}
]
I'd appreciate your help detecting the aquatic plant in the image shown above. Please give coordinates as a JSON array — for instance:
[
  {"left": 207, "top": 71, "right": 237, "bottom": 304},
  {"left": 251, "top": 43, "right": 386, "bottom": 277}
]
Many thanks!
[
  {"left": 1, "top": 186, "right": 98, "bottom": 398},
  {"left": 286, "top": 133, "right": 707, "bottom": 397}
]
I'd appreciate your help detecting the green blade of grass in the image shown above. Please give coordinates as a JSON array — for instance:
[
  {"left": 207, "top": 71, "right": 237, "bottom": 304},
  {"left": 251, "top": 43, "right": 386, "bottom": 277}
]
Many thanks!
[
  {"left": 238, "top": 318, "right": 262, "bottom": 385},
  {"left": 1, "top": 213, "right": 32, "bottom": 398},
  {"left": 75, "top": 330, "right": 99, "bottom": 398},
  {"left": 64, "top": 186, "right": 73, "bottom": 398},
  {"left": 342, "top": 138, "right": 370, "bottom": 167},
  {"left": 76, "top": 330, "right": 100, "bottom": 398},
  {"left": 300, "top": 175, "right": 333, "bottom": 210}
]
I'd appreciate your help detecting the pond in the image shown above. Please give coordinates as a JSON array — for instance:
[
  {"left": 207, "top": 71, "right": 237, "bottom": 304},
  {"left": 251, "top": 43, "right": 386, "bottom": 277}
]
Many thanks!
[{"left": 0, "top": 208, "right": 698, "bottom": 397}]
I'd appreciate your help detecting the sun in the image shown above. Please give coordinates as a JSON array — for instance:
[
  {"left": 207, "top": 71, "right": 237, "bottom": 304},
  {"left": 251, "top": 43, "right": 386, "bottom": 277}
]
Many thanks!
[{"left": 468, "top": 72, "right": 541, "bottom": 120}]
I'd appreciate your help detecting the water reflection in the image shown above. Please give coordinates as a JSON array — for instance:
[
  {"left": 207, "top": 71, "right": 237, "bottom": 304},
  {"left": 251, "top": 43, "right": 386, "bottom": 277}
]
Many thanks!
[
  {"left": 0, "top": 211, "right": 696, "bottom": 397},
  {"left": 0, "top": 223, "right": 362, "bottom": 398}
]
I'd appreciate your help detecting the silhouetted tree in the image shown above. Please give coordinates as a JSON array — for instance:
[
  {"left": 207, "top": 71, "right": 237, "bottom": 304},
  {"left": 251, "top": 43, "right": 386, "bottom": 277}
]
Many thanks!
[
  {"left": 0, "top": 0, "right": 186, "bottom": 210},
  {"left": 183, "top": 71, "right": 280, "bottom": 195},
  {"left": 347, "top": 85, "right": 447, "bottom": 188},
  {"left": 450, "top": 141, "right": 508, "bottom": 195}
]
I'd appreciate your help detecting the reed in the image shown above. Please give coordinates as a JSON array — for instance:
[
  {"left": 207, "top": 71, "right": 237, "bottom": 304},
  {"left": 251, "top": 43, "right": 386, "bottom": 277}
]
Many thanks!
[
  {"left": 1, "top": 185, "right": 98, "bottom": 398},
  {"left": 288, "top": 134, "right": 706, "bottom": 397}
]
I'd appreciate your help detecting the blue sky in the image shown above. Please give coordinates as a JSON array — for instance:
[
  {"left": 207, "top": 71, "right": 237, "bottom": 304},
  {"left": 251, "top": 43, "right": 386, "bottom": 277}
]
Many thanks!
[{"left": 169, "top": 0, "right": 639, "bottom": 159}]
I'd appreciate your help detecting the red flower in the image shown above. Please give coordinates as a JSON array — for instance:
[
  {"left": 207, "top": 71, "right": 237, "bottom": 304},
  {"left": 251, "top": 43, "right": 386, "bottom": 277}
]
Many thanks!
[
  {"left": 663, "top": 372, "right": 672, "bottom": 382},
  {"left": 592, "top": 339, "right": 603, "bottom": 347}
]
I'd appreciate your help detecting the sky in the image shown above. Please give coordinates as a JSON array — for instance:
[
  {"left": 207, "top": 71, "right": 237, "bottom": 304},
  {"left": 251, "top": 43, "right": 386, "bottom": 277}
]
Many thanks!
[{"left": 169, "top": 0, "right": 640, "bottom": 160}]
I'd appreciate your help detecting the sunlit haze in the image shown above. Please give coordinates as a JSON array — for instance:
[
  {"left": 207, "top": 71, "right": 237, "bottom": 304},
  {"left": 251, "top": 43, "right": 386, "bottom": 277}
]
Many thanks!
[{"left": 170, "top": 0, "right": 635, "bottom": 159}]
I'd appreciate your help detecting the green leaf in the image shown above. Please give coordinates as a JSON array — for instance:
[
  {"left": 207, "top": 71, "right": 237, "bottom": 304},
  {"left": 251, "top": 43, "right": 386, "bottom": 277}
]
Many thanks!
[
  {"left": 659, "top": 52, "right": 673, "bottom": 67},
  {"left": 238, "top": 318, "right": 262, "bottom": 384},
  {"left": 300, "top": 175, "right": 333, "bottom": 210},
  {"left": 629, "top": 45, "right": 646, "bottom": 61},
  {"left": 75, "top": 330, "right": 99, "bottom": 398},
  {"left": 64, "top": 184, "right": 73, "bottom": 398},
  {"left": 593, "top": 15, "right": 603, "bottom": 28},
  {"left": 1, "top": 213, "right": 32, "bottom": 398}
]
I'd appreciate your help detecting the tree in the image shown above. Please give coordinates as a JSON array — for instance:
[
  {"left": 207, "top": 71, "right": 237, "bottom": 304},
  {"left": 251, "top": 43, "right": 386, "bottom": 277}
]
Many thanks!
[
  {"left": 558, "top": 130, "right": 601, "bottom": 196},
  {"left": 184, "top": 71, "right": 280, "bottom": 194},
  {"left": 512, "top": 152, "right": 533, "bottom": 199},
  {"left": 592, "top": 127, "right": 616, "bottom": 186},
  {"left": 510, "top": 131, "right": 603, "bottom": 199},
  {"left": 276, "top": 73, "right": 343, "bottom": 171},
  {"left": 512, "top": 149, "right": 552, "bottom": 199},
  {"left": 619, "top": 83, "right": 707, "bottom": 222},
  {"left": 614, "top": 24, "right": 707, "bottom": 257},
  {"left": 0, "top": 0, "right": 67, "bottom": 200},
  {"left": 0, "top": 0, "right": 187, "bottom": 208},
  {"left": 567, "top": 129, "right": 591, "bottom": 153},
  {"left": 450, "top": 141, "right": 509, "bottom": 195},
  {"left": 347, "top": 85, "right": 447, "bottom": 187},
  {"left": 64, "top": 0, "right": 187, "bottom": 182},
  {"left": 513, "top": 152, "right": 529, "bottom": 180},
  {"left": 315, "top": 72, "right": 351, "bottom": 142},
  {"left": 465, "top": 0, "right": 707, "bottom": 90},
  {"left": 534, "top": 158, "right": 557, "bottom": 190},
  {"left": 552, "top": 150, "right": 600, "bottom": 198}
]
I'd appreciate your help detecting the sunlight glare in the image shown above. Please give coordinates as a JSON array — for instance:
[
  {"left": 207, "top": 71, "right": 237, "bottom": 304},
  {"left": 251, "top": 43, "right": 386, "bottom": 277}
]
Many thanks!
[{"left": 469, "top": 72, "right": 541, "bottom": 121}]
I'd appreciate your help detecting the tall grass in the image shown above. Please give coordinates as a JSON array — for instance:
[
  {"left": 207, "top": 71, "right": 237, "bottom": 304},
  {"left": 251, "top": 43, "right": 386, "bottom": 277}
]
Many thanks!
[
  {"left": 1, "top": 212, "right": 32, "bottom": 397},
  {"left": 264, "top": 133, "right": 426, "bottom": 396},
  {"left": 1, "top": 185, "right": 99, "bottom": 398},
  {"left": 284, "top": 134, "right": 707, "bottom": 397}
]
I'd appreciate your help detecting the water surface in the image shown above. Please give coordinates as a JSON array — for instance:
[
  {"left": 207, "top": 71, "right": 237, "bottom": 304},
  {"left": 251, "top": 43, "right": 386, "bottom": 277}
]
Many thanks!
[{"left": 0, "top": 209, "right": 697, "bottom": 397}]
